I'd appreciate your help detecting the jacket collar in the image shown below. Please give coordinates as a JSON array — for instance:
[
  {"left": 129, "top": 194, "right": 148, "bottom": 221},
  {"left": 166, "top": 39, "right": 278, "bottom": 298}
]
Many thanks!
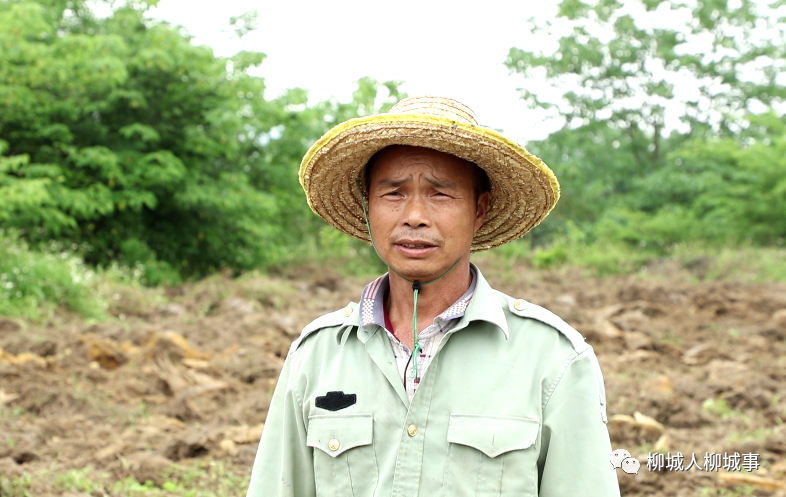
[
  {"left": 348, "top": 263, "right": 508, "bottom": 345},
  {"left": 454, "top": 263, "right": 509, "bottom": 338}
]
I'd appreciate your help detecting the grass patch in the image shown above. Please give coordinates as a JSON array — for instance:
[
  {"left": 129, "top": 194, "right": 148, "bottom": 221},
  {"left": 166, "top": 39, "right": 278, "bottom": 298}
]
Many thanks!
[
  {"left": 672, "top": 244, "right": 786, "bottom": 282},
  {"left": 474, "top": 234, "right": 786, "bottom": 283},
  {"left": 702, "top": 398, "right": 746, "bottom": 420},
  {"left": 657, "top": 335, "right": 685, "bottom": 346},
  {"left": 3, "top": 221, "right": 784, "bottom": 325},
  {"left": 638, "top": 441, "right": 658, "bottom": 455},
  {"left": 0, "top": 230, "right": 106, "bottom": 320},
  {"left": 0, "top": 473, "right": 32, "bottom": 497},
  {"left": 2, "top": 462, "right": 250, "bottom": 497},
  {"left": 0, "top": 230, "right": 173, "bottom": 321},
  {"left": 726, "top": 427, "right": 771, "bottom": 446},
  {"left": 699, "top": 486, "right": 757, "bottom": 496},
  {"left": 274, "top": 225, "right": 388, "bottom": 279},
  {"left": 234, "top": 271, "right": 298, "bottom": 310}
]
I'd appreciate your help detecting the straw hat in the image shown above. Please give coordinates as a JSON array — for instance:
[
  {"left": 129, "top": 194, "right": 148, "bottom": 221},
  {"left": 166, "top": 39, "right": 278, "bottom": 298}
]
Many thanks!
[{"left": 299, "top": 96, "right": 560, "bottom": 251}]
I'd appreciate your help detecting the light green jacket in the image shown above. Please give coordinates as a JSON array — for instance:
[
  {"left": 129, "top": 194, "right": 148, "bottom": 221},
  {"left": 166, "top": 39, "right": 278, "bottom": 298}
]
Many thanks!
[{"left": 247, "top": 266, "right": 620, "bottom": 496}]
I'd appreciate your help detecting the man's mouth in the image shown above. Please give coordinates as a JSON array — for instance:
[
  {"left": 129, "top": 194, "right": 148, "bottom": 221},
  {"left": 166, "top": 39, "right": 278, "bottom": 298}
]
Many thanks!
[{"left": 393, "top": 239, "right": 440, "bottom": 257}]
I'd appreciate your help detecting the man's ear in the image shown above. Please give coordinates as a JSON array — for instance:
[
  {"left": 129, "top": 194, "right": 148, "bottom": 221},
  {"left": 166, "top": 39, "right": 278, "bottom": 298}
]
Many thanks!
[{"left": 474, "top": 191, "right": 490, "bottom": 233}]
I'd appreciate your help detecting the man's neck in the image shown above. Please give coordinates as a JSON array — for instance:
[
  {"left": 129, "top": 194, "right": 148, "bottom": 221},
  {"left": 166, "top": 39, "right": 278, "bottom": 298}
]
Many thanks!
[{"left": 385, "top": 259, "right": 473, "bottom": 347}]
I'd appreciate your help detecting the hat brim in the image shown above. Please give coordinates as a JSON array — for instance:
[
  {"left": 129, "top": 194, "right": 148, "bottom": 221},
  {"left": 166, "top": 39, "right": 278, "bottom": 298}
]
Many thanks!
[{"left": 299, "top": 113, "right": 560, "bottom": 252}]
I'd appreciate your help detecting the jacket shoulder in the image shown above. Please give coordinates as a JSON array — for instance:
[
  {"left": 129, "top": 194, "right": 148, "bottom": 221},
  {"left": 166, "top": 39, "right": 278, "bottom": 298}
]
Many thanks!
[
  {"left": 498, "top": 292, "right": 590, "bottom": 354},
  {"left": 289, "top": 303, "right": 356, "bottom": 354}
]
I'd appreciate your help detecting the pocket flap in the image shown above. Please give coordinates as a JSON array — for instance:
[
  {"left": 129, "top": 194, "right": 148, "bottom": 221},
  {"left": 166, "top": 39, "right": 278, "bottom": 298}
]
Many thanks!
[
  {"left": 307, "top": 414, "right": 373, "bottom": 457},
  {"left": 447, "top": 414, "right": 539, "bottom": 458}
]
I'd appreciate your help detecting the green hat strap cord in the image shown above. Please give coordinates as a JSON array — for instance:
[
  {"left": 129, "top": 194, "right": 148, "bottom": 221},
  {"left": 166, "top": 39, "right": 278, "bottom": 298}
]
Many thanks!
[{"left": 356, "top": 178, "right": 461, "bottom": 383}]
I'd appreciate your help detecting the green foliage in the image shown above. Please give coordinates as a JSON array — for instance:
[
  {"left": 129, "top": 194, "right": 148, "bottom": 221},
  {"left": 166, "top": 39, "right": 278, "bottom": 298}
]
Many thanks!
[
  {"left": 229, "top": 10, "right": 259, "bottom": 40},
  {"left": 726, "top": 427, "right": 770, "bottom": 446},
  {"left": 290, "top": 225, "right": 388, "bottom": 278},
  {"left": 249, "top": 77, "right": 405, "bottom": 261},
  {"left": 507, "top": 0, "right": 786, "bottom": 260},
  {"left": 678, "top": 114, "right": 786, "bottom": 244},
  {"left": 477, "top": 232, "right": 786, "bottom": 282},
  {"left": 0, "top": 0, "right": 274, "bottom": 279},
  {"left": 508, "top": 0, "right": 785, "bottom": 145},
  {"left": 0, "top": 0, "right": 405, "bottom": 283},
  {"left": 590, "top": 114, "right": 786, "bottom": 249},
  {"left": 702, "top": 398, "right": 745, "bottom": 420},
  {"left": 699, "top": 485, "right": 757, "bottom": 497},
  {"left": 532, "top": 244, "right": 569, "bottom": 269},
  {"left": 0, "top": 473, "right": 32, "bottom": 497},
  {"left": 0, "top": 230, "right": 105, "bottom": 320},
  {"left": 684, "top": 245, "right": 786, "bottom": 282},
  {"left": 51, "top": 462, "right": 249, "bottom": 496}
]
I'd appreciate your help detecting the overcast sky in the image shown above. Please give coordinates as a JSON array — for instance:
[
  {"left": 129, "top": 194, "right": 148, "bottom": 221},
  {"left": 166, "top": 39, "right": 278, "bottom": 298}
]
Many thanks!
[
  {"left": 146, "top": 0, "right": 563, "bottom": 143},
  {"left": 146, "top": 0, "right": 785, "bottom": 143}
]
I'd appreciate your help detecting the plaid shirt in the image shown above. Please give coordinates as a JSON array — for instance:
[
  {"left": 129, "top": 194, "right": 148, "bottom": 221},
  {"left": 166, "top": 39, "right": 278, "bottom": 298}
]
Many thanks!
[{"left": 359, "top": 269, "right": 476, "bottom": 401}]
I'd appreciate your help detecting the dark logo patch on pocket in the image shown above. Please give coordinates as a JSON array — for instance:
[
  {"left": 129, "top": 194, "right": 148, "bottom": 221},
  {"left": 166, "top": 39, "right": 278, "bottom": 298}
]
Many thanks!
[{"left": 315, "top": 391, "right": 357, "bottom": 411}]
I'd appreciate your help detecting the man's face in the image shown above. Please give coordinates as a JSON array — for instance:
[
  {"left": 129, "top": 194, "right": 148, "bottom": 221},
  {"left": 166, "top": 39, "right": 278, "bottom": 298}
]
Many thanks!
[{"left": 367, "top": 145, "right": 489, "bottom": 281}]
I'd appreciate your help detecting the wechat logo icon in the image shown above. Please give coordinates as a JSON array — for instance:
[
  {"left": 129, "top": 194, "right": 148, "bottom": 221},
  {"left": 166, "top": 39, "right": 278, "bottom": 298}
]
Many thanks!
[{"left": 611, "top": 449, "right": 640, "bottom": 475}]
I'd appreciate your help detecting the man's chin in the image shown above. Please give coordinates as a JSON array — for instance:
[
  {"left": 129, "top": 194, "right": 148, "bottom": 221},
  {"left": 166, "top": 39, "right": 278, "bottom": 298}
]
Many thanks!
[{"left": 386, "top": 257, "right": 461, "bottom": 283}]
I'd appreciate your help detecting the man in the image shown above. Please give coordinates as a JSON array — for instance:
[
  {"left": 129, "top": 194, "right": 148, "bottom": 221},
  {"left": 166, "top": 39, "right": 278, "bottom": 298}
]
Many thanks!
[{"left": 247, "top": 96, "right": 620, "bottom": 496}]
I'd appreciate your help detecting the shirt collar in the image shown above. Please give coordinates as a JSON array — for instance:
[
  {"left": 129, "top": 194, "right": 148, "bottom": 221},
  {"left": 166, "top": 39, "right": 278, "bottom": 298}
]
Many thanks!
[
  {"left": 359, "top": 267, "right": 477, "bottom": 329},
  {"left": 349, "top": 264, "right": 508, "bottom": 344}
]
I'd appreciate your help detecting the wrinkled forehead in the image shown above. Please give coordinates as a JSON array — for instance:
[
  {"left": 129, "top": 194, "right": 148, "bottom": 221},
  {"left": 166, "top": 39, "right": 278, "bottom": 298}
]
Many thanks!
[{"left": 366, "top": 145, "right": 477, "bottom": 184}]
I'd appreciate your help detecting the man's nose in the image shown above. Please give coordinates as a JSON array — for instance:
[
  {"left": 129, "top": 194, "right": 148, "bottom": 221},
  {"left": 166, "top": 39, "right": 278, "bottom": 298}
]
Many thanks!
[{"left": 402, "top": 195, "right": 430, "bottom": 228}]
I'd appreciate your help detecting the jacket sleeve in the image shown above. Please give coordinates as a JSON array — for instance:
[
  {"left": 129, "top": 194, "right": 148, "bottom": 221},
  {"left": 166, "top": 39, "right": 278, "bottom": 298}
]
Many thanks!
[
  {"left": 537, "top": 348, "right": 621, "bottom": 497},
  {"left": 246, "top": 354, "right": 316, "bottom": 497}
]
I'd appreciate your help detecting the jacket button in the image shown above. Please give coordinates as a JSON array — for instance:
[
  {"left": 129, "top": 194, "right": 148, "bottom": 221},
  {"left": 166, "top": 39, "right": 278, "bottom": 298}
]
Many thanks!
[
  {"left": 407, "top": 424, "right": 418, "bottom": 437},
  {"left": 328, "top": 439, "right": 340, "bottom": 451},
  {"left": 344, "top": 306, "right": 352, "bottom": 317},
  {"left": 514, "top": 300, "right": 526, "bottom": 311}
]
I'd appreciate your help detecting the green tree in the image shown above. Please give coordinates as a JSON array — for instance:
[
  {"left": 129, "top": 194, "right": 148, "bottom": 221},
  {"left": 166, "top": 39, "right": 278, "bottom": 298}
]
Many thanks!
[
  {"left": 508, "top": 0, "right": 785, "bottom": 157},
  {"left": 506, "top": 0, "right": 786, "bottom": 250},
  {"left": 672, "top": 112, "right": 786, "bottom": 244},
  {"left": 0, "top": 0, "right": 403, "bottom": 283},
  {"left": 252, "top": 78, "right": 406, "bottom": 250}
]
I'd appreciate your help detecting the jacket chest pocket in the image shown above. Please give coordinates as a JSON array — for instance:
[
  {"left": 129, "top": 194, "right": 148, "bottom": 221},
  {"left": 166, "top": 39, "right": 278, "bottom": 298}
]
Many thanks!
[
  {"left": 307, "top": 414, "right": 377, "bottom": 497},
  {"left": 442, "top": 414, "right": 540, "bottom": 497}
]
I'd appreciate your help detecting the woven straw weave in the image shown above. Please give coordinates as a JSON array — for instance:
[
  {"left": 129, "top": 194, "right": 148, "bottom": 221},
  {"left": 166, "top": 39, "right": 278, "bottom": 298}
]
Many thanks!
[{"left": 299, "top": 96, "right": 560, "bottom": 251}]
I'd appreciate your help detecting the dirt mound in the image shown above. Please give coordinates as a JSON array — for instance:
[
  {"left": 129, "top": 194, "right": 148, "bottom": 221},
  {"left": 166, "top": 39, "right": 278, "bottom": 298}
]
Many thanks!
[{"left": 1, "top": 262, "right": 786, "bottom": 495}]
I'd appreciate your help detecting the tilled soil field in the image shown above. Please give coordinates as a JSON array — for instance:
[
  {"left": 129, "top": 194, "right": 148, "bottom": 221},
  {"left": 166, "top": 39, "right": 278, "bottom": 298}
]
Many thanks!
[{"left": 1, "top": 260, "right": 786, "bottom": 496}]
